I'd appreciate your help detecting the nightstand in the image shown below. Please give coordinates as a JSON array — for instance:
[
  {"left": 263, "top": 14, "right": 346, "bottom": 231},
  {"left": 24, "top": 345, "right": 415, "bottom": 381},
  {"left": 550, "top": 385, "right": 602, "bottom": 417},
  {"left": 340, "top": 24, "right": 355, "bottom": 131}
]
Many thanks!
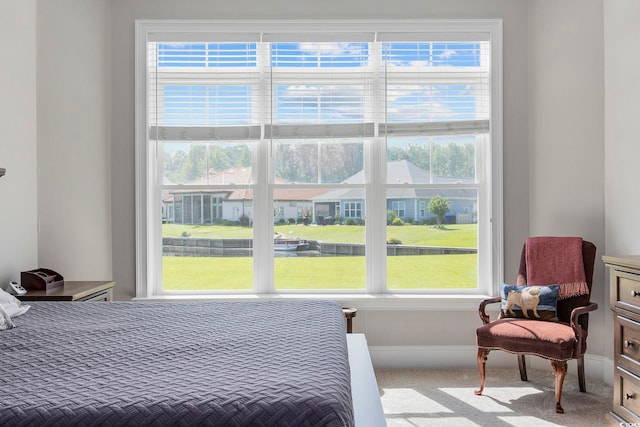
[{"left": 16, "top": 281, "right": 115, "bottom": 302}]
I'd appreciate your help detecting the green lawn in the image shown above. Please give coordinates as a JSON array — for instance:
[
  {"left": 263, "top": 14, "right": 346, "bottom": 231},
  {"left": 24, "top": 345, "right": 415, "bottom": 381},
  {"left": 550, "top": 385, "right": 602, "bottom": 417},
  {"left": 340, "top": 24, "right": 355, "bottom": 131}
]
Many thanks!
[
  {"left": 163, "top": 253, "right": 476, "bottom": 291},
  {"left": 162, "top": 223, "right": 477, "bottom": 291}
]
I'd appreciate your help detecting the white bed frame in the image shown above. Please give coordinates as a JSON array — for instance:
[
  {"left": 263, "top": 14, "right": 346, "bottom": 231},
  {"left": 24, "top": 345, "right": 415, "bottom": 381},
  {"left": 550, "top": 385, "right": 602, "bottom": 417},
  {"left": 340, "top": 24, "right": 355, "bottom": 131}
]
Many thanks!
[{"left": 348, "top": 334, "right": 386, "bottom": 427}]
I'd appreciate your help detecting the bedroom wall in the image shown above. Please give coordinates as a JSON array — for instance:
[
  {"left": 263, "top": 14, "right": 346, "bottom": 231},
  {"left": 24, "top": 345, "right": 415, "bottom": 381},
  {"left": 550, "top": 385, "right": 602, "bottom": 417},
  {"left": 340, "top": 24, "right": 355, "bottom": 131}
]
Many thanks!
[
  {"left": 29, "top": 0, "right": 611, "bottom": 378},
  {"left": 0, "top": 0, "right": 38, "bottom": 285},
  {"left": 36, "top": 0, "right": 113, "bottom": 282},
  {"left": 604, "top": 3, "right": 640, "bottom": 253}
]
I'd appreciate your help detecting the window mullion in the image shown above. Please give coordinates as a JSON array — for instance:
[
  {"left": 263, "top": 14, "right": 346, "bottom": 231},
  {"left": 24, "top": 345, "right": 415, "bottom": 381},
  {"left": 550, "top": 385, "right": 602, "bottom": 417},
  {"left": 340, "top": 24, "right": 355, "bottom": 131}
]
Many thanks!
[
  {"left": 367, "top": 41, "right": 387, "bottom": 294},
  {"left": 254, "top": 41, "right": 273, "bottom": 294}
]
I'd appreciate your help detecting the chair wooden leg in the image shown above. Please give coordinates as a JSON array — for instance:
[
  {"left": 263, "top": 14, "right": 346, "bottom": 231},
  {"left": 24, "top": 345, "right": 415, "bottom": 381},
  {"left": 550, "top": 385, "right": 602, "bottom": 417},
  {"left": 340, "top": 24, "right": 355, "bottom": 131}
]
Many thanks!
[
  {"left": 577, "top": 355, "right": 586, "bottom": 392},
  {"left": 551, "top": 360, "right": 568, "bottom": 414},
  {"left": 475, "top": 348, "right": 489, "bottom": 396},
  {"left": 517, "top": 354, "right": 528, "bottom": 381}
]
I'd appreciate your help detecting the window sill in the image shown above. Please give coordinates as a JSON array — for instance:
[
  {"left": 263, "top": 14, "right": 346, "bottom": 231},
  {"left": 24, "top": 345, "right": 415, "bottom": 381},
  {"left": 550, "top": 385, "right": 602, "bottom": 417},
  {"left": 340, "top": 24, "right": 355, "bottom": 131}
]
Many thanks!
[{"left": 132, "top": 293, "right": 493, "bottom": 311}]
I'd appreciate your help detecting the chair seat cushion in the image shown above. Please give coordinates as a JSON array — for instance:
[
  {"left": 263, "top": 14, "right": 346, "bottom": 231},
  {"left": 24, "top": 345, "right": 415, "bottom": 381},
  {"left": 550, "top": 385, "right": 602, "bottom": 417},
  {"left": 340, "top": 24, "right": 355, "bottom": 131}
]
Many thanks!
[{"left": 476, "top": 318, "right": 584, "bottom": 361}]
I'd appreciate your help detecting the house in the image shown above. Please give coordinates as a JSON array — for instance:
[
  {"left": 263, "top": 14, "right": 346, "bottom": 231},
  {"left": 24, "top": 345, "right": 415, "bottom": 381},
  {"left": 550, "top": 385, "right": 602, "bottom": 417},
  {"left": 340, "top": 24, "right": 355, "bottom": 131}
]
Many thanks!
[
  {"left": 313, "top": 159, "right": 477, "bottom": 224},
  {"left": 164, "top": 160, "right": 476, "bottom": 225},
  {"left": 2, "top": 0, "right": 635, "bottom": 396},
  {"left": 162, "top": 167, "right": 325, "bottom": 224}
]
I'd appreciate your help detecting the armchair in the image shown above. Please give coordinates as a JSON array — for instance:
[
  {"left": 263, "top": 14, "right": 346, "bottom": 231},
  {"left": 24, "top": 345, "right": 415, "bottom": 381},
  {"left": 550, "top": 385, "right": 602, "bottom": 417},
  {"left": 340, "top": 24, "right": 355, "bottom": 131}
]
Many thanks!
[{"left": 474, "top": 238, "right": 598, "bottom": 413}]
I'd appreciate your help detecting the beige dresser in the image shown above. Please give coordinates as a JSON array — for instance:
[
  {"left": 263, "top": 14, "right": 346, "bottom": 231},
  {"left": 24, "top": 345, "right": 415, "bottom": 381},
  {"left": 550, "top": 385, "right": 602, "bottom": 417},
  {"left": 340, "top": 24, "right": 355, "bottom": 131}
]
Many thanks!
[{"left": 604, "top": 255, "right": 640, "bottom": 423}]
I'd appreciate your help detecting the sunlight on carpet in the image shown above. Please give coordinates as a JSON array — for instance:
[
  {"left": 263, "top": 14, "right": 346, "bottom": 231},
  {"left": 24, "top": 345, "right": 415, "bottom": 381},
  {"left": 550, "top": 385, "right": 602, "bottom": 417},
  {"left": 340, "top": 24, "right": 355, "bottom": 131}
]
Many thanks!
[
  {"left": 375, "top": 368, "right": 612, "bottom": 427},
  {"left": 381, "top": 388, "right": 454, "bottom": 414},
  {"left": 440, "top": 387, "right": 544, "bottom": 412}
]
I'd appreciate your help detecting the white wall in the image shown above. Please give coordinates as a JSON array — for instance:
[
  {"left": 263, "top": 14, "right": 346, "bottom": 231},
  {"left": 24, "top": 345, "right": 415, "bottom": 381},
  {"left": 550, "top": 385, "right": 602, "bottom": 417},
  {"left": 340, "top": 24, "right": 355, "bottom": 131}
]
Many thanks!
[
  {"left": 604, "top": 2, "right": 640, "bottom": 255},
  {"left": 0, "top": 0, "right": 38, "bottom": 285},
  {"left": 36, "top": 0, "right": 113, "bottom": 281}
]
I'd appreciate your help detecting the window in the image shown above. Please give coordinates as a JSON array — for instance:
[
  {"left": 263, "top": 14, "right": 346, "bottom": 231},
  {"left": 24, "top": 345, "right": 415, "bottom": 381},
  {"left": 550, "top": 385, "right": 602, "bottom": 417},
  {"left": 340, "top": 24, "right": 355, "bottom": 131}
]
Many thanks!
[
  {"left": 419, "top": 200, "right": 426, "bottom": 217},
  {"left": 344, "top": 202, "right": 363, "bottom": 219},
  {"left": 136, "top": 20, "right": 503, "bottom": 298},
  {"left": 391, "top": 201, "right": 406, "bottom": 219}
]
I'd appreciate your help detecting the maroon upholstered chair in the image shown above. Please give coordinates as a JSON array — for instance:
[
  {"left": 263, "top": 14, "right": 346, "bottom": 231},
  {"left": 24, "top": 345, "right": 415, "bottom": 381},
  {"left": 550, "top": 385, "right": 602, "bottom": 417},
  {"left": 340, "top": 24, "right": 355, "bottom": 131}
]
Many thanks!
[{"left": 474, "top": 240, "right": 598, "bottom": 414}]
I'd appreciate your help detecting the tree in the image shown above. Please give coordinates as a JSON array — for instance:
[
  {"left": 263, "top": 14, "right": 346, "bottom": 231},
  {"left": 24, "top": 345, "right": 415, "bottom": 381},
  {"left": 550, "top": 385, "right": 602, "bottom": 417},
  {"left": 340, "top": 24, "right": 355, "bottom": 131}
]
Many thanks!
[{"left": 428, "top": 195, "right": 450, "bottom": 229}]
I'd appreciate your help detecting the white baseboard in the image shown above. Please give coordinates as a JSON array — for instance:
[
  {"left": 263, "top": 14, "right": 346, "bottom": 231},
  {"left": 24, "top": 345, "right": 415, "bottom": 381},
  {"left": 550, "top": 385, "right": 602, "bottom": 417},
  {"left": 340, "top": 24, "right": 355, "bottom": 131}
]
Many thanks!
[{"left": 368, "top": 345, "right": 614, "bottom": 385}]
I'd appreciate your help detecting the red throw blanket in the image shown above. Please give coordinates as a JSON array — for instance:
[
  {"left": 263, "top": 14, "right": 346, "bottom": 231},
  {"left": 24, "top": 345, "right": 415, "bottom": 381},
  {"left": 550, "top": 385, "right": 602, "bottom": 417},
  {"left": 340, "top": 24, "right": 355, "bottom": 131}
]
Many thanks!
[{"left": 516, "top": 236, "right": 589, "bottom": 299}]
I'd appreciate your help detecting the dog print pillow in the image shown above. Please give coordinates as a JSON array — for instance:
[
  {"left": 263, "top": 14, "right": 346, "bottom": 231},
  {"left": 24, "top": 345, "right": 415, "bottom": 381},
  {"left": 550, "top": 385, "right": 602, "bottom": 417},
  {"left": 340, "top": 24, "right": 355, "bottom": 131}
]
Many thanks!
[{"left": 499, "top": 284, "right": 560, "bottom": 322}]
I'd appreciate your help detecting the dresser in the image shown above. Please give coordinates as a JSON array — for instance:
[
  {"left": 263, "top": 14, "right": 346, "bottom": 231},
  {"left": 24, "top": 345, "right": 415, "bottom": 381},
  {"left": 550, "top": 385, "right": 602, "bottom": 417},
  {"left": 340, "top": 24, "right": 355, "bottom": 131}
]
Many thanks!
[{"left": 604, "top": 255, "right": 640, "bottom": 423}]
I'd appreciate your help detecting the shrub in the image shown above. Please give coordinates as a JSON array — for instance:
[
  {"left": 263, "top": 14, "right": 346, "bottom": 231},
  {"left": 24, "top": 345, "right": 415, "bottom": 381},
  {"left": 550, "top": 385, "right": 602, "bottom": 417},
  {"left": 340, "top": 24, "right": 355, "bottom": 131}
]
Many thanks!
[
  {"left": 391, "top": 217, "right": 404, "bottom": 226},
  {"left": 387, "top": 210, "right": 398, "bottom": 225},
  {"left": 387, "top": 237, "right": 402, "bottom": 245},
  {"left": 345, "top": 218, "right": 356, "bottom": 225},
  {"left": 181, "top": 231, "right": 191, "bottom": 237}
]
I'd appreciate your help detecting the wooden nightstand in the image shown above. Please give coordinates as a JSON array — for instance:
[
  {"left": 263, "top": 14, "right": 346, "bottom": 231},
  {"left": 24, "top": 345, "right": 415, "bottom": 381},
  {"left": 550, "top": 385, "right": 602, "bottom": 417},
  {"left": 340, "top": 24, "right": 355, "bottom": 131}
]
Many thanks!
[{"left": 16, "top": 281, "right": 115, "bottom": 302}]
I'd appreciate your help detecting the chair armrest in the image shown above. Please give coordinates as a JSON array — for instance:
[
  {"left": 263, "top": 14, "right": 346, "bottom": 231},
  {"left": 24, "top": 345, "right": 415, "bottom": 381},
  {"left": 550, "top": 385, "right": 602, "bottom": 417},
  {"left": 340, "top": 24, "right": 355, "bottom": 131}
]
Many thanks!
[
  {"left": 570, "top": 302, "right": 598, "bottom": 332},
  {"left": 478, "top": 296, "right": 502, "bottom": 324}
]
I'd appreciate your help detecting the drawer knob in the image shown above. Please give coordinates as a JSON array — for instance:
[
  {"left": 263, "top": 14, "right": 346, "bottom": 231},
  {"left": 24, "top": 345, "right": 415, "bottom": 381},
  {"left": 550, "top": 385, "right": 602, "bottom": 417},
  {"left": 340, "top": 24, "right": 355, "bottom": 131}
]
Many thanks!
[
  {"left": 627, "top": 393, "right": 636, "bottom": 400},
  {"left": 625, "top": 340, "right": 635, "bottom": 348},
  {"left": 632, "top": 290, "right": 640, "bottom": 297}
]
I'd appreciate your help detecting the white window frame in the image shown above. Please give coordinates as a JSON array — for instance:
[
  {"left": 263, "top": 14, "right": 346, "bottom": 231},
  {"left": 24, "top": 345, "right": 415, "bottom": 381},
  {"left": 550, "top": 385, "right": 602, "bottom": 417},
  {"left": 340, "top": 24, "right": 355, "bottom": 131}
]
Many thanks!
[{"left": 135, "top": 19, "right": 503, "bottom": 306}]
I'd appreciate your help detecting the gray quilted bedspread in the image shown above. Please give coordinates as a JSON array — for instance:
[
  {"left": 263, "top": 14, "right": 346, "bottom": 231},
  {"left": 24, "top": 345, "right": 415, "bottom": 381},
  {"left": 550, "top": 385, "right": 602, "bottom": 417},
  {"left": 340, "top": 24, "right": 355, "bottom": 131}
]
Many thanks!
[{"left": 0, "top": 300, "right": 354, "bottom": 427}]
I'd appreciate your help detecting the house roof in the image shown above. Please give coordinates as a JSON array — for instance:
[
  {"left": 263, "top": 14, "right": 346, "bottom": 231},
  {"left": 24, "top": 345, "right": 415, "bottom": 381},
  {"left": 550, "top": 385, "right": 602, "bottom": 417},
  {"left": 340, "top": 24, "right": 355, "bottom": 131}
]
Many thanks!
[
  {"left": 165, "top": 160, "right": 476, "bottom": 203},
  {"left": 167, "top": 167, "right": 326, "bottom": 202},
  {"left": 314, "top": 160, "right": 476, "bottom": 201}
]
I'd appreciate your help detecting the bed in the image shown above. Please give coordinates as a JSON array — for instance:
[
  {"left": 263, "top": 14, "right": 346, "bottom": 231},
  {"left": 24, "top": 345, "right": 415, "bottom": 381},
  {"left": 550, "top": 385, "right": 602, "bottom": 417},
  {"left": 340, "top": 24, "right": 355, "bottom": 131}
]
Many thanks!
[{"left": 0, "top": 299, "right": 359, "bottom": 426}]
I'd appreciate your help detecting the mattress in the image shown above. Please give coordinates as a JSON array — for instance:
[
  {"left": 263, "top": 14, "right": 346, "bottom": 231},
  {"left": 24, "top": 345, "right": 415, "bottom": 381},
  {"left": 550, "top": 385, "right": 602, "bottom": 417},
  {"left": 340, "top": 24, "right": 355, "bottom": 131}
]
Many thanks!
[{"left": 0, "top": 300, "right": 354, "bottom": 427}]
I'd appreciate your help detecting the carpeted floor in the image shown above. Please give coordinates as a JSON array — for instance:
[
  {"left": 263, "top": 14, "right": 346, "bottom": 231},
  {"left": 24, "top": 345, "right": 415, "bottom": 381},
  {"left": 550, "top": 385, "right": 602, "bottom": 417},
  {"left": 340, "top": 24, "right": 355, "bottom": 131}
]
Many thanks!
[{"left": 375, "top": 368, "right": 613, "bottom": 427}]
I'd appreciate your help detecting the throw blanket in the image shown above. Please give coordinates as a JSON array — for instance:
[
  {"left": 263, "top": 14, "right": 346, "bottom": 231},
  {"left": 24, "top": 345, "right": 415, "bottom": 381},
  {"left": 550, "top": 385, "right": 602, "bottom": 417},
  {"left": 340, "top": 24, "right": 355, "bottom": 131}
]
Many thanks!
[{"left": 516, "top": 236, "right": 589, "bottom": 299}]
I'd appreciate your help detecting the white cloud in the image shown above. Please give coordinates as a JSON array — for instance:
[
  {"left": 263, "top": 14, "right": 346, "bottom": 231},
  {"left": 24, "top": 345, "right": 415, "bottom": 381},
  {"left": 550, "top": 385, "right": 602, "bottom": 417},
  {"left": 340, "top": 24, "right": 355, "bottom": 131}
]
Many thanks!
[
  {"left": 438, "top": 49, "right": 457, "bottom": 59},
  {"left": 297, "top": 42, "right": 363, "bottom": 57}
]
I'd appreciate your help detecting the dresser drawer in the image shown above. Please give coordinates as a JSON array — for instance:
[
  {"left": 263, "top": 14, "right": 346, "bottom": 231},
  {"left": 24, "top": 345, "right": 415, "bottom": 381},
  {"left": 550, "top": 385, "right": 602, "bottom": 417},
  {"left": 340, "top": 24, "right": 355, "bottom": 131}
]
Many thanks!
[
  {"left": 614, "top": 367, "right": 640, "bottom": 423},
  {"left": 616, "top": 315, "right": 640, "bottom": 376},
  {"left": 612, "top": 269, "right": 640, "bottom": 313}
]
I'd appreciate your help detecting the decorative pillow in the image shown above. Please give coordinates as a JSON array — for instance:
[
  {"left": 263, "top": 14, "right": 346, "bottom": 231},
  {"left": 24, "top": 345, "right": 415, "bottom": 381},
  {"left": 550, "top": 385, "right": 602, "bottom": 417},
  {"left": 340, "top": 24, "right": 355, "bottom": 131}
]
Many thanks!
[
  {"left": 0, "top": 304, "right": 15, "bottom": 330},
  {"left": 0, "top": 288, "right": 30, "bottom": 318},
  {"left": 499, "top": 284, "right": 560, "bottom": 322}
]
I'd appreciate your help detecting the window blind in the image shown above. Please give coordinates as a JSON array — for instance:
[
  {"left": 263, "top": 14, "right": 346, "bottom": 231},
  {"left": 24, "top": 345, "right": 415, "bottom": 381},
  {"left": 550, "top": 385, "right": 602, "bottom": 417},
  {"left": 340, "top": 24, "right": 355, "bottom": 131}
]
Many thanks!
[{"left": 147, "top": 36, "right": 490, "bottom": 142}]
